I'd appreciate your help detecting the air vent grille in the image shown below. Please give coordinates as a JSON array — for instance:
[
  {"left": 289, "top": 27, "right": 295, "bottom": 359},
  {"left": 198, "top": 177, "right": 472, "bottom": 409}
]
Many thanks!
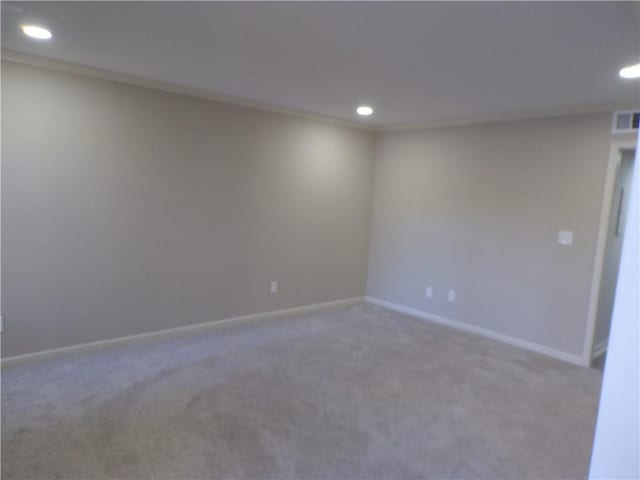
[{"left": 612, "top": 110, "right": 640, "bottom": 134}]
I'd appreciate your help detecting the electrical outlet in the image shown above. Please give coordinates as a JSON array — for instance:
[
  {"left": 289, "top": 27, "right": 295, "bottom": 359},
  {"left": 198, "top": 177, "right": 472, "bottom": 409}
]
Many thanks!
[
  {"left": 0, "top": 316, "right": 3, "bottom": 333},
  {"left": 448, "top": 290, "right": 456, "bottom": 302},
  {"left": 425, "top": 286, "right": 433, "bottom": 299},
  {"left": 270, "top": 281, "right": 278, "bottom": 294}
]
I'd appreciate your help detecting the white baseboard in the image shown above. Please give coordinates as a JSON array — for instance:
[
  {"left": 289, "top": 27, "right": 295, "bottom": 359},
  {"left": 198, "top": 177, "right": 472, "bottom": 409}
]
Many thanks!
[
  {"left": 365, "top": 296, "right": 584, "bottom": 366},
  {"left": 1, "top": 296, "right": 365, "bottom": 366},
  {"left": 592, "top": 340, "right": 608, "bottom": 358}
]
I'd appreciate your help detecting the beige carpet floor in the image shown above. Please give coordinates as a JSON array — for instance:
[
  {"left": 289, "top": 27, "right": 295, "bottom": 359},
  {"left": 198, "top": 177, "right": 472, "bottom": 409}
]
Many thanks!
[{"left": 2, "top": 303, "right": 602, "bottom": 479}]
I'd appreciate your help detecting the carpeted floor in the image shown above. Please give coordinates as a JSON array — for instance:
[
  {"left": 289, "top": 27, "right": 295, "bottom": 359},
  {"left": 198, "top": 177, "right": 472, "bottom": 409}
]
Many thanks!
[{"left": 2, "top": 303, "right": 601, "bottom": 479}]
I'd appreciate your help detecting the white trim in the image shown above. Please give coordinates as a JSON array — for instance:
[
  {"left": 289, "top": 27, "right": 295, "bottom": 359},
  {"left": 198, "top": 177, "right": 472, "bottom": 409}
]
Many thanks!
[
  {"left": 593, "top": 340, "right": 608, "bottom": 358},
  {"left": 583, "top": 138, "right": 638, "bottom": 366},
  {"left": 365, "top": 296, "right": 583, "bottom": 366},
  {"left": 1, "top": 297, "right": 364, "bottom": 366},
  {"left": 1, "top": 49, "right": 372, "bottom": 132}
]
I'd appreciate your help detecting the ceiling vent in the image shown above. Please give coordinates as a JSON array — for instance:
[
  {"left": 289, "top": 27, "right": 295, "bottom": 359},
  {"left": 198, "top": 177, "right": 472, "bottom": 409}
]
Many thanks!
[{"left": 612, "top": 110, "right": 640, "bottom": 134}]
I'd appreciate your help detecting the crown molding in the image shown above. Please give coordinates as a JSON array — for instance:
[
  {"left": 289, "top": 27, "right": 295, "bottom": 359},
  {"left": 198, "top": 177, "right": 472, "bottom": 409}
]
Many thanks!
[
  {"left": 376, "top": 103, "right": 637, "bottom": 133},
  {"left": 2, "top": 49, "right": 634, "bottom": 134},
  {"left": 1, "top": 49, "right": 375, "bottom": 132}
]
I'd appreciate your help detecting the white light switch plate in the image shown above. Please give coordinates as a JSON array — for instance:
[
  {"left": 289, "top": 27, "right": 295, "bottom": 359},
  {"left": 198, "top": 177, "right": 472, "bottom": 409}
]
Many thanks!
[
  {"left": 270, "top": 281, "right": 278, "bottom": 294},
  {"left": 558, "top": 230, "right": 574, "bottom": 246}
]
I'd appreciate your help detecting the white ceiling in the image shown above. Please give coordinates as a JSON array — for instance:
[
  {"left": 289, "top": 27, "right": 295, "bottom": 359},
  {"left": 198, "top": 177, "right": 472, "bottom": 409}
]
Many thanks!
[{"left": 2, "top": 1, "right": 639, "bottom": 128}]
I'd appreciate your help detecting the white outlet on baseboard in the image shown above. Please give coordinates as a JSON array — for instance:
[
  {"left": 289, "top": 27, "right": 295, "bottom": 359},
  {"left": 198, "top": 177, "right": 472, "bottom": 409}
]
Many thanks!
[
  {"left": 425, "top": 286, "right": 433, "bottom": 299},
  {"left": 270, "top": 281, "right": 278, "bottom": 294},
  {"left": 448, "top": 290, "right": 456, "bottom": 302}
]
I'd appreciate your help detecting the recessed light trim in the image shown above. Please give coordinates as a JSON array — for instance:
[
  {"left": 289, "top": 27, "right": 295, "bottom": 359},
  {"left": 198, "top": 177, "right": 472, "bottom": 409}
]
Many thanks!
[
  {"left": 619, "top": 63, "right": 640, "bottom": 79},
  {"left": 356, "top": 105, "right": 374, "bottom": 116},
  {"left": 21, "top": 24, "right": 52, "bottom": 40}
]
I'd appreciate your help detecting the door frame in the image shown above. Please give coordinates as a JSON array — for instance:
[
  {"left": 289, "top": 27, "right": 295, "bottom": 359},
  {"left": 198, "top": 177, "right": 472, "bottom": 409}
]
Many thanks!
[{"left": 582, "top": 138, "right": 638, "bottom": 366}]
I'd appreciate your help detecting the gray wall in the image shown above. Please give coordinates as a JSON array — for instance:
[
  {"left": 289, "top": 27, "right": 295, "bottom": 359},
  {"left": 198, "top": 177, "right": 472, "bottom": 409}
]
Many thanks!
[
  {"left": 367, "top": 114, "right": 614, "bottom": 357},
  {"left": 1, "top": 61, "right": 375, "bottom": 357}
]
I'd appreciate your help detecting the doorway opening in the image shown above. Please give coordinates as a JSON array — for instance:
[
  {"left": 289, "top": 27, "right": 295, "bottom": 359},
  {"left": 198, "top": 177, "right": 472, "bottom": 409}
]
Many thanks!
[{"left": 590, "top": 146, "right": 636, "bottom": 369}]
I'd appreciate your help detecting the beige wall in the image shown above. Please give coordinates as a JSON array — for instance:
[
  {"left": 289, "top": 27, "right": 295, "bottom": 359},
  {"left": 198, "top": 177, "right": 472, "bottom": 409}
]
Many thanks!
[
  {"left": 2, "top": 60, "right": 633, "bottom": 362},
  {"left": 1, "top": 61, "right": 375, "bottom": 357},
  {"left": 367, "top": 114, "right": 618, "bottom": 357}
]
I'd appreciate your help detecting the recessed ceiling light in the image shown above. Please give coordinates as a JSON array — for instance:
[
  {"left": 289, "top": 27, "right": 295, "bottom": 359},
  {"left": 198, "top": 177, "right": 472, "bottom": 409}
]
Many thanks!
[
  {"left": 21, "top": 24, "right": 52, "bottom": 40},
  {"left": 356, "top": 105, "right": 373, "bottom": 116},
  {"left": 619, "top": 63, "right": 640, "bottom": 79}
]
